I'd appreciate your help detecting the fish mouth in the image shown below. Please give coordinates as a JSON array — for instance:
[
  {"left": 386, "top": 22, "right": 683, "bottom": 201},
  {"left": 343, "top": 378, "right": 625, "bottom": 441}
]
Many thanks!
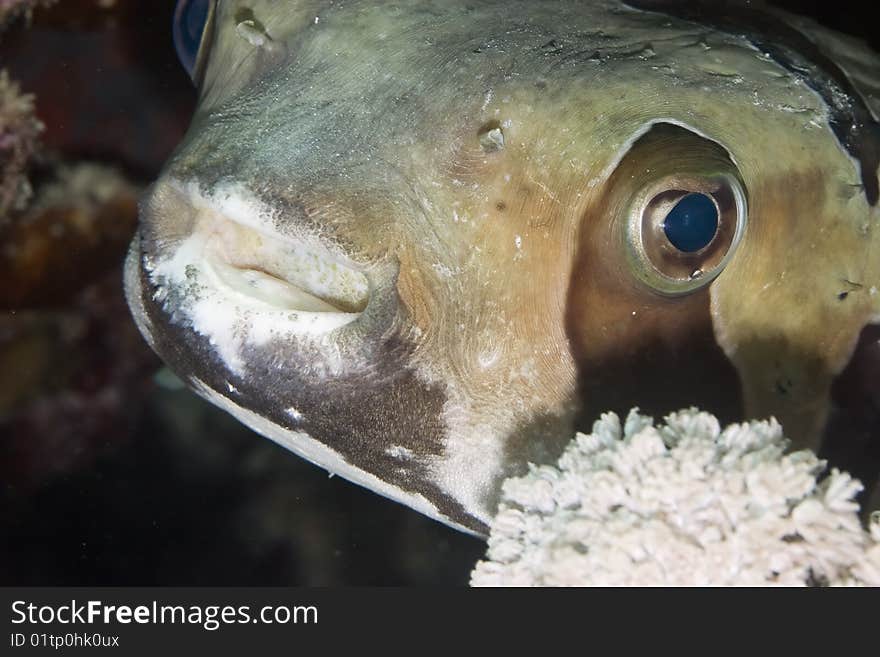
[
  {"left": 132, "top": 180, "right": 374, "bottom": 375},
  {"left": 200, "top": 207, "right": 370, "bottom": 316},
  {"left": 145, "top": 179, "right": 370, "bottom": 323}
]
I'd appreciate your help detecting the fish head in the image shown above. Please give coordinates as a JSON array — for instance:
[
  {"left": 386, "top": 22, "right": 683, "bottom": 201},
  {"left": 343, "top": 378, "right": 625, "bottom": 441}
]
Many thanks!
[{"left": 126, "top": 0, "right": 880, "bottom": 534}]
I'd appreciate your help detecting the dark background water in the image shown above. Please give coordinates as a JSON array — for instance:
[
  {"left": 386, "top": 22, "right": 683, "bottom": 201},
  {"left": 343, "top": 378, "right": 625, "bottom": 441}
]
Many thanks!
[{"left": 0, "top": 0, "right": 877, "bottom": 586}]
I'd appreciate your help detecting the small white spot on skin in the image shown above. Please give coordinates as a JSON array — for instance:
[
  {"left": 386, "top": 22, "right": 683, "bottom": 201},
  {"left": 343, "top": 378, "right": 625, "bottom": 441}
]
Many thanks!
[
  {"left": 478, "top": 353, "right": 497, "bottom": 370},
  {"left": 286, "top": 407, "right": 304, "bottom": 421},
  {"left": 432, "top": 262, "right": 456, "bottom": 278},
  {"left": 226, "top": 381, "right": 238, "bottom": 394},
  {"left": 314, "top": 16, "right": 319, "bottom": 24},
  {"left": 480, "top": 90, "right": 493, "bottom": 112},
  {"left": 514, "top": 235, "right": 522, "bottom": 250},
  {"left": 518, "top": 358, "right": 538, "bottom": 382},
  {"left": 385, "top": 445, "right": 415, "bottom": 461}
]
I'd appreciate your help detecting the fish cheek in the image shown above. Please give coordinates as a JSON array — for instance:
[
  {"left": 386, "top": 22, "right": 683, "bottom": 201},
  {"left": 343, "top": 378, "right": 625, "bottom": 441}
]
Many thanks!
[
  {"left": 565, "top": 206, "right": 743, "bottom": 428},
  {"left": 228, "top": 339, "right": 485, "bottom": 530}
]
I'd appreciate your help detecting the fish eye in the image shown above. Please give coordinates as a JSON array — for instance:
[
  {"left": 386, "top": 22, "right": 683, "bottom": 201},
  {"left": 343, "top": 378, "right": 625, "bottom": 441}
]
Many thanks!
[
  {"left": 173, "top": 0, "right": 213, "bottom": 81},
  {"left": 661, "top": 193, "right": 718, "bottom": 253},
  {"left": 614, "top": 124, "right": 748, "bottom": 296},
  {"left": 630, "top": 174, "right": 747, "bottom": 295}
]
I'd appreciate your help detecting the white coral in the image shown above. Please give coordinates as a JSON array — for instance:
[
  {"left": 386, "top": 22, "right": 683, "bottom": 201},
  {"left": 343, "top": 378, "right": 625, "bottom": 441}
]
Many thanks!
[{"left": 471, "top": 409, "right": 880, "bottom": 586}]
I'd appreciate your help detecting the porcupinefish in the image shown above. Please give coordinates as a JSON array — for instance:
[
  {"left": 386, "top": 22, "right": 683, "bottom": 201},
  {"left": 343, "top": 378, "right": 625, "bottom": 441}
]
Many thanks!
[{"left": 126, "top": 0, "right": 880, "bottom": 534}]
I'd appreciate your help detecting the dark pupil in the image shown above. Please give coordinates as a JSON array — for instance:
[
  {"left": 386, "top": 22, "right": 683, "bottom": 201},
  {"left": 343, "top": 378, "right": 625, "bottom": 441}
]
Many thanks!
[
  {"left": 662, "top": 193, "right": 718, "bottom": 253},
  {"left": 173, "top": 0, "right": 211, "bottom": 79}
]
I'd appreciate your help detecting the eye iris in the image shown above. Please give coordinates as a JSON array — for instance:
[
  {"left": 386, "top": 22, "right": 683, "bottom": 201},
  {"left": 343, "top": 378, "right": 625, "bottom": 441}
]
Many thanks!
[
  {"left": 662, "top": 193, "right": 718, "bottom": 253},
  {"left": 173, "top": 0, "right": 211, "bottom": 79}
]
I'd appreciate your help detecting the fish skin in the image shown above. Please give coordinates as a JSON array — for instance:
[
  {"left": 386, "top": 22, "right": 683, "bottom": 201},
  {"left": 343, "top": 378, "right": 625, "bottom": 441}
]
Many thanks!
[
  {"left": 625, "top": 0, "right": 880, "bottom": 205},
  {"left": 126, "top": 0, "right": 880, "bottom": 534}
]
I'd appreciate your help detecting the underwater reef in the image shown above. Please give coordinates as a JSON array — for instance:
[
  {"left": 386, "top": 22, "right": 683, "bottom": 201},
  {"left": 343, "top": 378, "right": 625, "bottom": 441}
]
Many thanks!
[{"left": 1, "top": 1, "right": 879, "bottom": 586}]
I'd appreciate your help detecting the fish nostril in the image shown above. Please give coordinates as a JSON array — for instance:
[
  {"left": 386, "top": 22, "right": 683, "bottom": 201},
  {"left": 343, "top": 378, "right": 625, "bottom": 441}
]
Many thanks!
[{"left": 477, "top": 120, "right": 505, "bottom": 153}]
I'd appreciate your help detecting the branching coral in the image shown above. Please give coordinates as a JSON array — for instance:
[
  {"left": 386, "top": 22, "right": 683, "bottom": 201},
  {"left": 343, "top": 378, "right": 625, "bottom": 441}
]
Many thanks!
[{"left": 471, "top": 409, "right": 880, "bottom": 586}]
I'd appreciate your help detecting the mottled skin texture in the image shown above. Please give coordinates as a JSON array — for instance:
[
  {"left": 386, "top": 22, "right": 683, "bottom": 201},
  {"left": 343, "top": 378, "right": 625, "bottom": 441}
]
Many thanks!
[{"left": 127, "top": 0, "right": 880, "bottom": 534}]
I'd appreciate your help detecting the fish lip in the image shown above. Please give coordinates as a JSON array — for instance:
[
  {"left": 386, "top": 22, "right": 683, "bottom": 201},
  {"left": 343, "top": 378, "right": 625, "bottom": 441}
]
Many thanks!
[
  {"left": 133, "top": 178, "right": 376, "bottom": 374},
  {"left": 146, "top": 177, "right": 371, "bottom": 316}
]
